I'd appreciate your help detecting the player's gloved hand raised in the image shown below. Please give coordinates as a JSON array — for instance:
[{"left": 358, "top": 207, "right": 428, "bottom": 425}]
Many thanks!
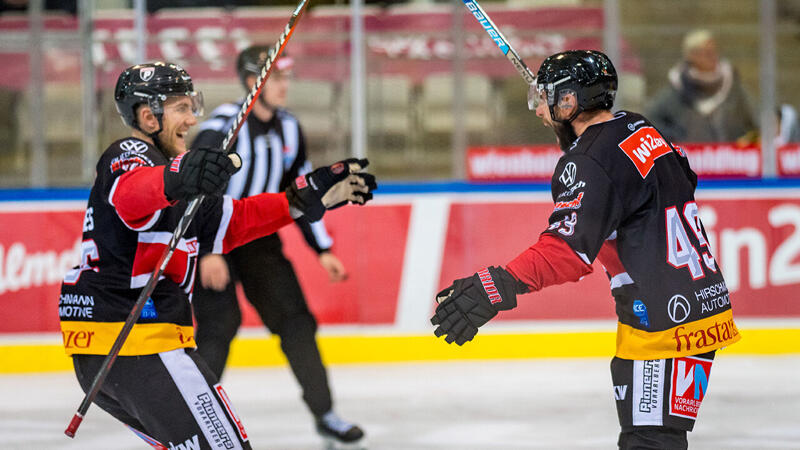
[
  {"left": 285, "top": 158, "right": 377, "bottom": 222},
  {"left": 431, "top": 266, "right": 522, "bottom": 345},
  {"left": 163, "top": 148, "right": 241, "bottom": 202}
]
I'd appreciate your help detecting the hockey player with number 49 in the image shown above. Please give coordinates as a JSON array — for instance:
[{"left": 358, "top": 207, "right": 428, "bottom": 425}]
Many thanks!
[
  {"left": 431, "top": 50, "right": 740, "bottom": 449},
  {"left": 58, "top": 62, "right": 376, "bottom": 449}
]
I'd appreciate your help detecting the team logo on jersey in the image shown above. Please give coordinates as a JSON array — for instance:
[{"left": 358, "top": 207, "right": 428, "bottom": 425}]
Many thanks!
[
  {"left": 559, "top": 162, "right": 577, "bottom": 186},
  {"left": 668, "top": 294, "right": 691, "bottom": 323},
  {"left": 110, "top": 153, "right": 153, "bottom": 173},
  {"left": 141, "top": 297, "right": 157, "bottom": 319},
  {"left": 669, "top": 355, "right": 712, "bottom": 420},
  {"left": 618, "top": 126, "right": 672, "bottom": 178},
  {"left": 139, "top": 67, "right": 155, "bottom": 82},
  {"left": 553, "top": 192, "right": 584, "bottom": 211},
  {"left": 557, "top": 181, "right": 586, "bottom": 199},
  {"left": 119, "top": 139, "right": 148, "bottom": 154},
  {"left": 633, "top": 300, "right": 650, "bottom": 327}
]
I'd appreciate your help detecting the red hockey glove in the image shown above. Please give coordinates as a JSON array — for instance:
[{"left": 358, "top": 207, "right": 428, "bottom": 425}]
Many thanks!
[
  {"left": 285, "top": 158, "right": 377, "bottom": 222},
  {"left": 431, "top": 266, "right": 522, "bottom": 345},
  {"left": 163, "top": 148, "right": 241, "bottom": 202}
]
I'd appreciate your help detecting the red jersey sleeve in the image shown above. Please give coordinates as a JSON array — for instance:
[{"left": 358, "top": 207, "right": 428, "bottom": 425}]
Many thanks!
[
  {"left": 505, "top": 233, "right": 594, "bottom": 293},
  {"left": 220, "top": 192, "right": 294, "bottom": 253},
  {"left": 109, "top": 166, "right": 172, "bottom": 231}
]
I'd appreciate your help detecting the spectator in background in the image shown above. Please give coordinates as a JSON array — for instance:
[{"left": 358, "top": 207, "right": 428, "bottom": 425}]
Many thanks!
[
  {"left": 777, "top": 104, "right": 800, "bottom": 147},
  {"left": 646, "top": 29, "right": 756, "bottom": 143}
]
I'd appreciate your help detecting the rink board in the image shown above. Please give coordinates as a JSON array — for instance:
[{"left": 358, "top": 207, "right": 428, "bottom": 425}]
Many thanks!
[{"left": 1, "top": 183, "right": 800, "bottom": 372}]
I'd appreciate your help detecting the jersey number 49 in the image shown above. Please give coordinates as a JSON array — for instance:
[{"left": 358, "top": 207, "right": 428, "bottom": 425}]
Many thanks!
[{"left": 665, "top": 201, "right": 717, "bottom": 280}]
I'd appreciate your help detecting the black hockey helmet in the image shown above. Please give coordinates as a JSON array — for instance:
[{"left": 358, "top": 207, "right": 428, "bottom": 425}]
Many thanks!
[
  {"left": 530, "top": 50, "right": 617, "bottom": 123},
  {"left": 235, "top": 45, "right": 293, "bottom": 88},
  {"left": 114, "top": 62, "right": 204, "bottom": 131}
]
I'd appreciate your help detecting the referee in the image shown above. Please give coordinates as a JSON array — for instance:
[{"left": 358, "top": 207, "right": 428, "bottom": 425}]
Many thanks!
[{"left": 190, "top": 46, "right": 365, "bottom": 446}]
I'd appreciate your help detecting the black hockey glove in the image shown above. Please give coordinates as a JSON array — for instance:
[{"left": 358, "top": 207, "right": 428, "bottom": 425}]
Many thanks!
[
  {"left": 285, "top": 158, "right": 377, "bottom": 222},
  {"left": 431, "top": 266, "right": 522, "bottom": 346},
  {"left": 163, "top": 148, "right": 241, "bottom": 202}
]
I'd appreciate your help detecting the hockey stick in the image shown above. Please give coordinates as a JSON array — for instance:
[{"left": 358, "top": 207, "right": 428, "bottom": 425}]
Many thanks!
[
  {"left": 461, "top": 0, "right": 536, "bottom": 85},
  {"left": 64, "top": 0, "right": 310, "bottom": 438}
]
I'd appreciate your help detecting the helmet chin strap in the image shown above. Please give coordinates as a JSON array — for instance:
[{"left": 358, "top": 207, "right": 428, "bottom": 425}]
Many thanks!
[
  {"left": 135, "top": 114, "right": 168, "bottom": 157},
  {"left": 550, "top": 104, "right": 582, "bottom": 152}
]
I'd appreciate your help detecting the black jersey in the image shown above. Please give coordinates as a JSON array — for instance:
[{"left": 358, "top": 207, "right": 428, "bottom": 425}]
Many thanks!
[
  {"left": 59, "top": 138, "right": 235, "bottom": 356},
  {"left": 544, "top": 111, "right": 739, "bottom": 360},
  {"left": 192, "top": 103, "right": 332, "bottom": 253}
]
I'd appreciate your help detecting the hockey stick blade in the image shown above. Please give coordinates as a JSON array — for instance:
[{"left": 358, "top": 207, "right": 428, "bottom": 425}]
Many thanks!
[
  {"left": 461, "top": 0, "right": 535, "bottom": 85},
  {"left": 64, "top": 0, "right": 311, "bottom": 439}
]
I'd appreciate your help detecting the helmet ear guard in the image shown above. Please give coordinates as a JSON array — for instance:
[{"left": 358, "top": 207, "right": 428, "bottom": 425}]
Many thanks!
[{"left": 557, "top": 90, "right": 576, "bottom": 110}]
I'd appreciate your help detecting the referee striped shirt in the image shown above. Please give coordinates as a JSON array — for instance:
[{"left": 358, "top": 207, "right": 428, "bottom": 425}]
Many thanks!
[{"left": 191, "top": 102, "right": 333, "bottom": 253}]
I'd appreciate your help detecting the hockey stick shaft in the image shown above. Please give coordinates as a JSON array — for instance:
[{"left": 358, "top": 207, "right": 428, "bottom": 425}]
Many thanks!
[
  {"left": 64, "top": 0, "right": 310, "bottom": 438},
  {"left": 461, "top": 0, "right": 536, "bottom": 85}
]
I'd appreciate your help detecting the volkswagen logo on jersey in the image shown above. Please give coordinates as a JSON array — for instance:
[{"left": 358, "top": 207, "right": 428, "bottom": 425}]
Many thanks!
[
  {"left": 120, "top": 139, "right": 148, "bottom": 154},
  {"left": 668, "top": 294, "right": 691, "bottom": 323},
  {"left": 559, "top": 162, "right": 577, "bottom": 186},
  {"left": 139, "top": 67, "right": 155, "bottom": 82}
]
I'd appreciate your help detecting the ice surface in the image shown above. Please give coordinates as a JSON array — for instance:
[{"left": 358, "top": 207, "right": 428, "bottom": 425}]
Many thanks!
[{"left": 0, "top": 356, "right": 798, "bottom": 449}]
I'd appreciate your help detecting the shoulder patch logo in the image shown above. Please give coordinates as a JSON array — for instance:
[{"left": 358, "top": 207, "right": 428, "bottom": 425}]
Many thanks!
[
  {"left": 559, "top": 162, "right": 577, "bottom": 186},
  {"left": 119, "top": 139, "right": 148, "bottom": 154},
  {"left": 618, "top": 126, "right": 672, "bottom": 178}
]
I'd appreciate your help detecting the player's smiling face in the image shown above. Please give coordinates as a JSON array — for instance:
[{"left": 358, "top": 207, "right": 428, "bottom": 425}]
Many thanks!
[{"left": 159, "top": 96, "right": 198, "bottom": 158}]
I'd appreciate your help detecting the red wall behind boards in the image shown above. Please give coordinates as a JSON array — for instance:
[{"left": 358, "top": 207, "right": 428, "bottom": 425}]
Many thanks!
[{"left": 1, "top": 191, "right": 799, "bottom": 334}]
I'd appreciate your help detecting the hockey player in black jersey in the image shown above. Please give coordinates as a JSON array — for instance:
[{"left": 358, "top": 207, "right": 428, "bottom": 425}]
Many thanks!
[
  {"left": 191, "top": 46, "right": 365, "bottom": 448},
  {"left": 58, "top": 62, "right": 376, "bottom": 449},
  {"left": 431, "top": 50, "right": 739, "bottom": 449}
]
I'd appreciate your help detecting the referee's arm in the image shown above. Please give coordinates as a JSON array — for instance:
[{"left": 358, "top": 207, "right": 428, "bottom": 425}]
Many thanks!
[{"left": 284, "top": 122, "right": 334, "bottom": 254}]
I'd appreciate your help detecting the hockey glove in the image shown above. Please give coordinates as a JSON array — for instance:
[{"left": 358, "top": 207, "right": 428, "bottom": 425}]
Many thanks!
[
  {"left": 285, "top": 158, "right": 377, "bottom": 222},
  {"left": 431, "top": 266, "right": 522, "bottom": 346},
  {"left": 163, "top": 148, "right": 241, "bottom": 202}
]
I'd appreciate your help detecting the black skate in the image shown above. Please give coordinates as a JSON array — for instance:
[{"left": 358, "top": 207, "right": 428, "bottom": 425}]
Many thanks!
[{"left": 315, "top": 411, "right": 365, "bottom": 449}]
